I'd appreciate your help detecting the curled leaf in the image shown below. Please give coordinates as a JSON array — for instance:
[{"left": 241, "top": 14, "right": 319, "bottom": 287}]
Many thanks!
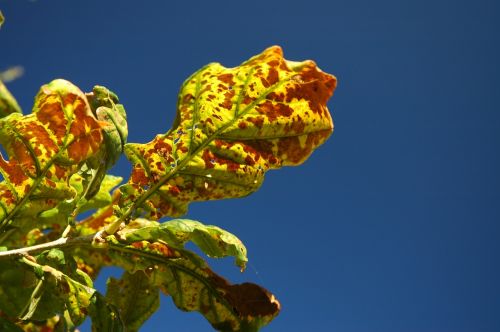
[
  {"left": 120, "top": 46, "right": 336, "bottom": 219},
  {"left": 81, "top": 85, "right": 128, "bottom": 200},
  {"left": 118, "top": 218, "right": 248, "bottom": 269}
]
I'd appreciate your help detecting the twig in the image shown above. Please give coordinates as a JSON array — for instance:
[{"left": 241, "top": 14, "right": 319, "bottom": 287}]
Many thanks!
[{"left": 0, "top": 234, "right": 95, "bottom": 259}]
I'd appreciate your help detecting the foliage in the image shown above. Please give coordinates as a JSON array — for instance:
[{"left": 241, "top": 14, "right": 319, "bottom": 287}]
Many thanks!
[{"left": 0, "top": 45, "right": 336, "bottom": 331}]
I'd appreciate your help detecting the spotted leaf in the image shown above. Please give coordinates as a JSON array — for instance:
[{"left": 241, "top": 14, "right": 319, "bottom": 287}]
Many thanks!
[
  {"left": 119, "top": 46, "right": 336, "bottom": 219},
  {"left": 0, "top": 79, "right": 126, "bottom": 233}
]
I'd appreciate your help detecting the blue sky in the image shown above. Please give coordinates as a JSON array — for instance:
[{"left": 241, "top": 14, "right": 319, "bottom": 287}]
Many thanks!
[{"left": 1, "top": 0, "right": 499, "bottom": 331}]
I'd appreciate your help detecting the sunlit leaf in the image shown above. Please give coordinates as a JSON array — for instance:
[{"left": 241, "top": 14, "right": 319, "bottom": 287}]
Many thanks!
[
  {"left": 0, "top": 80, "right": 105, "bottom": 232},
  {"left": 0, "top": 46, "right": 335, "bottom": 332},
  {"left": 0, "top": 80, "right": 127, "bottom": 235},
  {"left": 119, "top": 46, "right": 336, "bottom": 219}
]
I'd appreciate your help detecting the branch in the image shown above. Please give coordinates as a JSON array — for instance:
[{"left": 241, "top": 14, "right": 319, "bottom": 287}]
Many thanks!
[{"left": 0, "top": 234, "right": 95, "bottom": 259}]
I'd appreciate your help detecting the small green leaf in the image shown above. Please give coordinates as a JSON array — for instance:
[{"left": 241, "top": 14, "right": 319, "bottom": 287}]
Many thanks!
[
  {"left": 0, "top": 11, "right": 4, "bottom": 29},
  {"left": 105, "top": 271, "right": 159, "bottom": 332},
  {"left": 83, "top": 85, "right": 128, "bottom": 199},
  {"left": 20, "top": 278, "right": 46, "bottom": 320}
]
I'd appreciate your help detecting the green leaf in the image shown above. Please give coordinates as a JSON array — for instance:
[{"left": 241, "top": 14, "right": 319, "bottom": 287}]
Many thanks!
[
  {"left": 118, "top": 218, "right": 248, "bottom": 269},
  {"left": 83, "top": 85, "right": 128, "bottom": 199},
  {"left": 104, "top": 235, "right": 280, "bottom": 331},
  {"left": 89, "top": 293, "right": 124, "bottom": 332},
  {"left": 0, "top": 79, "right": 22, "bottom": 118},
  {"left": 0, "top": 260, "right": 39, "bottom": 317},
  {"left": 119, "top": 46, "right": 336, "bottom": 220},
  {"left": 20, "top": 257, "right": 96, "bottom": 325},
  {"left": 0, "top": 10, "right": 4, "bottom": 29},
  {"left": 105, "top": 271, "right": 159, "bottom": 332},
  {"left": 72, "top": 174, "right": 122, "bottom": 213},
  {"left": 87, "top": 85, "right": 128, "bottom": 169}
]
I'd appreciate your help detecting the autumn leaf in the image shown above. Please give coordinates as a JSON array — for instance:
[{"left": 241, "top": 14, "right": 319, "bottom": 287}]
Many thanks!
[
  {"left": 0, "top": 80, "right": 104, "bottom": 231},
  {"left": 0, "top": 80, "right": 127, "bottom": 234},
  {"left": 119, "top": 46, "right": 336, "bottom": 220}
]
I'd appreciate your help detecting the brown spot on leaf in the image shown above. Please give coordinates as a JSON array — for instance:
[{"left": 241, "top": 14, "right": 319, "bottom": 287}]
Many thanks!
[
  {"left": 202, "top": 150, "right": 215, "bottom": 169},
  {"left": 131, "top": 167, "right": 149, "bottom": 186},
  {"left": 217, "top": 73, "right": 235, "bottom": 86},
  {"left": 12, "top": 139, "right": 36, "bottom": 175},
  {"left": 219, "top": 90, "right": 235, "bottom": 110},
  {"left": 36, "top": 97, "right": 67, "bottom": 144},
  {"left": 246, "top": 116, "right": 264, "bottom": 129},
  {"left": 284, "top": 64, "right": 336, "bottom": 117},
  {"left": 266, "top": 67, "right": 279, "bottom": 86},
  {"left": 256, "top": 101, "right": 293, "bottom": 122},
  {"left": 0, "top": 156, "right": 28, "bottom": 185},
  {"left": 244, "top": 155, "right": 255, "bottom": 166}
]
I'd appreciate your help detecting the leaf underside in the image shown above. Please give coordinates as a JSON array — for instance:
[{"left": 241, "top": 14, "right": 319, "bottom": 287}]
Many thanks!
[{"left": 102, "top": 229, "right": 280, "bottom": 331}]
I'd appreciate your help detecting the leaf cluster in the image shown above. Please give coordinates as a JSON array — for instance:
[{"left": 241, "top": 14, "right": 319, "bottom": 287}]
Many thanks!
[{"left": 0, "top": 46, "right": 336, "bottom": 331}]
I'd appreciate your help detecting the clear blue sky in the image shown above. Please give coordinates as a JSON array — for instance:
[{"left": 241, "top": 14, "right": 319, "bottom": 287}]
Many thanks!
[{"left": 1, "top": 0, "right": 499, "bottom": 331}]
